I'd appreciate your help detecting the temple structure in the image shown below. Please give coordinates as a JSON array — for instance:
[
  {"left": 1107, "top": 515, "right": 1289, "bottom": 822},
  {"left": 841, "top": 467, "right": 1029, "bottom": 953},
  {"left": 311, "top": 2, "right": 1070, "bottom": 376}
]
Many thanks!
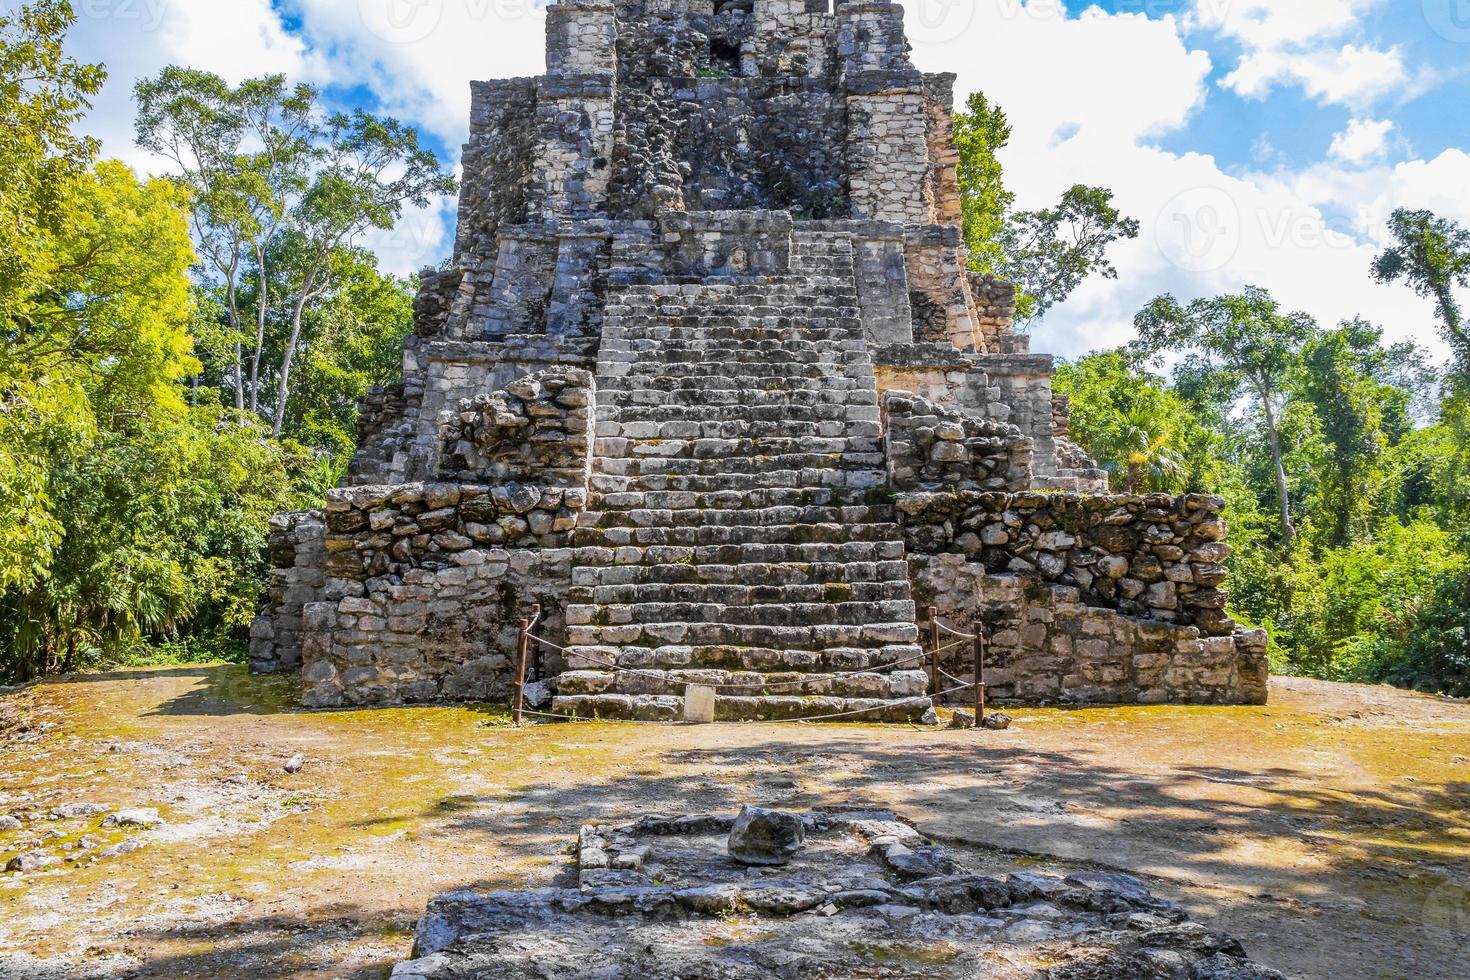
[{"left": 250, "top": 0, "right": 1269, "bottom": 719}]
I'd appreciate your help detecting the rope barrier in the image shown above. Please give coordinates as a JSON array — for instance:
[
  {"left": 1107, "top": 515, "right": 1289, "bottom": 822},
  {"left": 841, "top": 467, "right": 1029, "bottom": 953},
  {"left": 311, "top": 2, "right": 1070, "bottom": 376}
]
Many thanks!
[
  {"left": 517, "top": 681, "right": 979, "bottom": 726},
  {"left": 522, "top": 630, "right": 968, "bottom": 693},
  {"left": 933, "top": 620, "right": 977, "bottom": 640}
]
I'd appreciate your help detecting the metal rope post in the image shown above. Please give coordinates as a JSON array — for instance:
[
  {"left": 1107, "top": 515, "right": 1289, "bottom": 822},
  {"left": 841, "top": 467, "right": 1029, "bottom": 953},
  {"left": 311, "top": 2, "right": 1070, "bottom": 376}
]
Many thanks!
[
  {"left": 927, "top": 605, "right": 940, "bottom": 701},
  {"left": 973, "top": 630, "right": 986, "bottom": 728},
  {"left": 513, "top": 603, "right": 541, "bottom": 728}
]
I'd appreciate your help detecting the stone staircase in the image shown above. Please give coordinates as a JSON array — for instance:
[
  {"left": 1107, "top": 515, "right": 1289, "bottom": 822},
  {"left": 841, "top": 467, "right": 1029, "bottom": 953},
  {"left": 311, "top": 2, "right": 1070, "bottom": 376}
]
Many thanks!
[{"left": 556, "top": 231, "right": 930, "bottom": 722}]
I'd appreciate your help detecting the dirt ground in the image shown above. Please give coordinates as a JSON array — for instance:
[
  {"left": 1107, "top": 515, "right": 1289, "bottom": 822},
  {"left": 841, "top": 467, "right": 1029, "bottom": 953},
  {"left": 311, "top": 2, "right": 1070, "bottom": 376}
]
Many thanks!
[{"left": 1, "top": 668, "right": 1467, "bottom": 980}]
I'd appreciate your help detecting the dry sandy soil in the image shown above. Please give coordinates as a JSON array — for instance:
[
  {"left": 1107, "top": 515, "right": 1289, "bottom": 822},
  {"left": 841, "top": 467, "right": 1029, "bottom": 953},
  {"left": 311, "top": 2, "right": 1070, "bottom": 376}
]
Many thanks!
[{"left": 1, "top": 668, "right": 1467, "bottom": 979}]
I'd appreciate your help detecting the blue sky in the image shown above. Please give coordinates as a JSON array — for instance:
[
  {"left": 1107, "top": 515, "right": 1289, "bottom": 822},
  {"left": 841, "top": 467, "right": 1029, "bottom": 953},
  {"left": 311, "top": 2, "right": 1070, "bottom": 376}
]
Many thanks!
[{"left": 64, "top": 0, "right": 1470, "bottom": 360}]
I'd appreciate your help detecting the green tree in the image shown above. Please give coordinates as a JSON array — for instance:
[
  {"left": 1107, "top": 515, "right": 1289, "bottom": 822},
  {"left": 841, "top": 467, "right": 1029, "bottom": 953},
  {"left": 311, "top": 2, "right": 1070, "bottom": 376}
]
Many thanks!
[
  {"left": 0, "top": 2, "right": 294, "bottom": 680},
  {"left": 0, "top": 0, "right": 105, "bottom": 327},
  {"left": 952, "top": 91, "right": 1139, "bottom": 327},
  {"left": 999, "top": 185, "right": 1140, "bottom": 326},
  {"left": 134, "top": 68, "right": 319, "bottom": 413},
  {"left": 1054, "top": 350, "right": 1217, "bottom": 493},
  {"left": 134, "top": 68, "right": 455, "bottom": 435},
  {"left": 1372, "top": 208, "right": 1470, "bottom": 373},
  {"left": 1295, "top": 321, "right": 1399, "bottom": 548},
  {"left": 279, "top": 248, "right": 415, "bottom": 463},
  {"left": 952, "top": 92, "right": 1013, "bottom": 276},
  {"left": 1134, "top": 286, "right": 1317, "bottom": 546}
]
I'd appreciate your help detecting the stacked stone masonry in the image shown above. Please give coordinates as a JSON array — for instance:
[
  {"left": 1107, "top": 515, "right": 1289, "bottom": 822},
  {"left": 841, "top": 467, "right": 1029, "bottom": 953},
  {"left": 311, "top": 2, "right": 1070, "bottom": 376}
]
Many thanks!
[{"left": 249, "top": 0, "right": 1268, "bottom": 715}]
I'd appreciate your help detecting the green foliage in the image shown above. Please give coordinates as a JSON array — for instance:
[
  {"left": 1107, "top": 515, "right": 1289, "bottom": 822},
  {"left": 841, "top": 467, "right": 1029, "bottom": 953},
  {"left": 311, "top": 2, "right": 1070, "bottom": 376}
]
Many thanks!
[
  {"left": 952, "top": 91, "right": 1138, "bottom": 327},
  {"left": 1129, "top": 271, "right": 1470, "bottom": 696},
  {"left": 1372, "top": 208, "right": 1470, "bottom": 373},
  {"left": 1054, "top": 350, "right": 1220, "bottom": 493},
  {"left": 1000, "top": 185, "right": 1140, "bottom": 325},
  {"left": 0, "top": 4, "right": 296, "bottom": 681},
  {"left": 1134, "top": 285, "right": 1316, "bottom": 546},
  {"left": 134, "top": 66, "right": 455, "bottom": 437},
  {"left": 952, "top": 92, "right": 1013, "bottom": 276}
]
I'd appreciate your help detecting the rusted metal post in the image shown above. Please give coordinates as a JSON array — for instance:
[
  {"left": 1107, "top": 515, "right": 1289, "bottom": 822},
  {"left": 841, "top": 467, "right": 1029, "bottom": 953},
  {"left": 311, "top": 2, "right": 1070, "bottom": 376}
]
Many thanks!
[
  {"left": 514, "top": 604, "right": 540, "bottom": 727},
  {"left": 973, "top": 631, "right": 986, "bottom": 728},
  {"left": 927, "top": 605, "right": 940, "bottom": 699}
]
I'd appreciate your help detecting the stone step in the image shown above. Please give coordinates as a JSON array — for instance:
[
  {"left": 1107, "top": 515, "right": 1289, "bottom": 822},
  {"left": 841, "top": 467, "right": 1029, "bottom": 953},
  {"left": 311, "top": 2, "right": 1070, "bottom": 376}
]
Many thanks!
[
  {"left": 581, "top": 504, "right": 896, "bottom": 529},
  {"left": 612, "top": 348, "right": 872, "bottom": 366},
  {"left": 608, "top": 321, "right": 864, "bottom": 338},
  {"left": 601, "top": 362, "right": 876, "bottom": 382},
  {"left": 606, "top": 280, "right": 857, "bottom": 299},
  {"left": 565, "top": 619, "right": 921, "bottom": 650},
  {"left": 568, "top": 600, "right": 915, "bottom": 629},
  {"left": 573, "top": 559, "right": 911, "bottom": 588},
  {"left": 600, "top": 402, "right": 880, "bottom": 423},
  {"left": 593, "top": 454, "right": 888, "bottom": 478},
  {"left": 571, "top": 521, "right": 902, "bottom": 549},
  {"left": 589, "top": 469, "right": 887, "bottom": 493},
  {"left": 570, "top": 581, "right": 911, "bottom": 606},
  {"left": 596, "top": 418, "right": 883, "bottom": 440},
  {"left": 602, "top": 383, "right": 875, "bottom": 403},
  {"left": 594, "top": 436, "right": 883, "bottom": 460},
  {"left": 549, "top": 693, "right": 932, "bottom": 724},
  {"left": 574, "top": 541, "right": 905, "bottom": 566},
  {"left": 611, "top": 336, "right": 868, "bottom": 353},
  {"left": 555, "top": 666, "right": 929, "bottom": 700},
  {"left": 590, "top": 488, "right": 891, "bottom": 510},
  {"left": 564, "top": 642, "right": 923, "bottom": 672}
]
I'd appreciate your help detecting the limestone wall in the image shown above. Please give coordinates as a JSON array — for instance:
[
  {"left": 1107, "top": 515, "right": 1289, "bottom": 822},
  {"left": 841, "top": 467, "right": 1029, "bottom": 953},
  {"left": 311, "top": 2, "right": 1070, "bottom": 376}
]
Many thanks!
[
  {"left": 300, "top": 482, "right": 586, "bottom": 707},
  {"left": 908, "top": 556, "right": 1269, "bottom": 706},
  {"left": 437, "top": 367, "right": 594, "bottom": 486},
  {"left": 882, "top": 391, "right": 1032, "bottom": 493},
  {"left": 248, "top": 512, "right": 326, "bottom": 675},
  {"left": 898, "top": 489, "right": 1267, "bottom": 706}
]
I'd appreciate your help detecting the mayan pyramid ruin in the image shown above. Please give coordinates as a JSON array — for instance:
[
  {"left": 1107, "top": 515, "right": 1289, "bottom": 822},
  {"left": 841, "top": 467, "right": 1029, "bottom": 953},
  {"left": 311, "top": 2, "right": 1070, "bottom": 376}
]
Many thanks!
[{"left": 249, "top": 0, "right": 1270, "bottom": 720}]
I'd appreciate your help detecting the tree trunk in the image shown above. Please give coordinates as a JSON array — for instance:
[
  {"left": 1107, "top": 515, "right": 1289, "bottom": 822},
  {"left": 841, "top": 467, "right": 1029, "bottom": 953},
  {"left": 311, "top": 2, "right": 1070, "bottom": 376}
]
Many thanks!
[
  {"left": 248, "top": 246, "right": 270, "bottom": 416},
  {"left": 271, "top": 294, "right": 309, "bottom": 438},
  {"left": 1435, "top": 283, "right": 1469, "bottom": 373},
  {"left": 227, "top": 281, "right": 245, "bottom": 411},
  {"left": 1261, "top": 397, "right": 1297, "bottom": 546}
]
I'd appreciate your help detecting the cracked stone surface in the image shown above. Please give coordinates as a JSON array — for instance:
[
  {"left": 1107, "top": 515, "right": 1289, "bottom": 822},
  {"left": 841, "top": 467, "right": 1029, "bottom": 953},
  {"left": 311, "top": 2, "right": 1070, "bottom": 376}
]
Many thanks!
[{"left": 393, "top": 809, "right": 1287, "bottom": 979}]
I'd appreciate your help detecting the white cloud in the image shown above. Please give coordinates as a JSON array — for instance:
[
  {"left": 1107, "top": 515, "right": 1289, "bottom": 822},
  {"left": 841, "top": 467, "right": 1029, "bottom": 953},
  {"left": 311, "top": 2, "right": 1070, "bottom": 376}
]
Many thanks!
[
  {"left": 67, "top": 0, "right": 327, "bottom": 173},
  {"left": 1328, "top": 117, "right": 1394, "bottom": 164},
  {"left": 1222, "top": 43, "right": 1406, "bottom": 107},
  {"left": 282, "top": 0, "right": 549, "bottom": 148},
  {"left": 1188, "top": 0, "right": 1378, "bottom": 49},
  {"left": 902, "top": 1, "right": 1455, "bottom": 361},
  {"left": 1188, "top": 0, "right": 1407, "bottom": 109}
]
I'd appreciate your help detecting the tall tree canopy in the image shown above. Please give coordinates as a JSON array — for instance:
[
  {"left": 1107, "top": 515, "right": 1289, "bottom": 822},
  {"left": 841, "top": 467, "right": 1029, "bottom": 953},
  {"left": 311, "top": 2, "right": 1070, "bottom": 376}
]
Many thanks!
[
  {"left": 1133, "top": 286, "right": 1316, "bottom": 546},
  {"left": 1372, "top": 208, "right": 1470, "bottom": 374},
  {"left": 134, "top": 68, "right": 456, "bottom": 436},
  {"left": 951, "top": 91, "right": 1139, "bottom": 328},
  {"left": 1, "top": 2, "right": 293, "bottom": 680}
]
